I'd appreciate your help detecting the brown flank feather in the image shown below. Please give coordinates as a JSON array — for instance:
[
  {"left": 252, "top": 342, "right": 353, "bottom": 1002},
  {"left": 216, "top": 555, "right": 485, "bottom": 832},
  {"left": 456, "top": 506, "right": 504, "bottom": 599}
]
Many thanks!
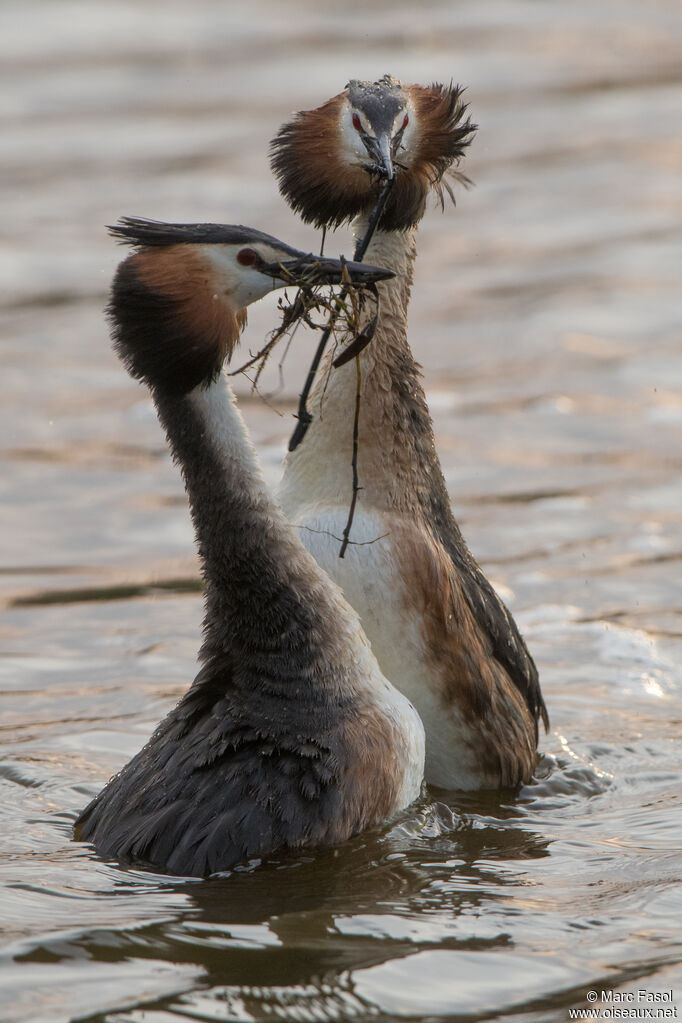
[
  {"left": 398, "top": 521, "right": 537, "bottom": 787},
  {"left": 333, "top": 699, "right": 407, "bottom": 838}
]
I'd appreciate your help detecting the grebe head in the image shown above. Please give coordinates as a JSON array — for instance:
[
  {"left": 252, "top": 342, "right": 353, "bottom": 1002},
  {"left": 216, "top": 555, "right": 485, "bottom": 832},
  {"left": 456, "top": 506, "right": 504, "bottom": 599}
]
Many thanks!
[
  {"left": 270, "top": 74, "right": 477, "bottom": 231},
  {"left": 107, "top": 217, "right": 393, "bottom": 394}
]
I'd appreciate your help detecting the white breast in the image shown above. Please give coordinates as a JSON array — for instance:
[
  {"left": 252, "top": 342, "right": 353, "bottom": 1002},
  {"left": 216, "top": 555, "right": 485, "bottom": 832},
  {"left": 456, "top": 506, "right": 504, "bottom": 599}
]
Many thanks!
[{"left": 281, "top": 499, "right": 483, "bottom": 789}]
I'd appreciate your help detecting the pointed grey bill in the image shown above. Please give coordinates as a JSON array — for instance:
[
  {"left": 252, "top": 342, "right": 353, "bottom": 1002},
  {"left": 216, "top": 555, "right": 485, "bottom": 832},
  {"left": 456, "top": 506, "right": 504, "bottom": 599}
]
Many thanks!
[
  {"left": 369, "top": 131, "right": 395, "bottom": 181},
  {"left": 258, "top": 254, "right": 394, "bottom": 287}
]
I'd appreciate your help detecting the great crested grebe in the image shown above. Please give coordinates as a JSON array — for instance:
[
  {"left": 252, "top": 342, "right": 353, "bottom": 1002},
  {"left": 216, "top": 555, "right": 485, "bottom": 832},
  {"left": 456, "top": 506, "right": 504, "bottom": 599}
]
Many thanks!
[
  {"left": 271, "top": 77, "right": 548, "bottom": 789},
  {"left": 75, "top": 218, "right": 424, "bottom": 876}
]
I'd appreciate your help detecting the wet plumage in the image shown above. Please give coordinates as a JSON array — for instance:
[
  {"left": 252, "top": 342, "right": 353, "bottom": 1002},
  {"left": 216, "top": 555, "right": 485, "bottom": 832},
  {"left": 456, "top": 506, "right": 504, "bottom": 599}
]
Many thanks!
[
  {"left": 75, "top": 220, "right": 424, "bottom": 875},
  {"left": 272, "top": 78, "right": 548, "bottom": 789}
]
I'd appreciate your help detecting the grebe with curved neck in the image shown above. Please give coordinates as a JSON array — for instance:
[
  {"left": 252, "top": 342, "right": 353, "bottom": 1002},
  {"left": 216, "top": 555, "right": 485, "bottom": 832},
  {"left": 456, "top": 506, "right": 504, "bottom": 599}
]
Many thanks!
[
  {"left": 271, "top": 78, "right": 548, "bottom": 790},
  {"left": 74, "top": 218, "right": 424, "bottom": 876}
]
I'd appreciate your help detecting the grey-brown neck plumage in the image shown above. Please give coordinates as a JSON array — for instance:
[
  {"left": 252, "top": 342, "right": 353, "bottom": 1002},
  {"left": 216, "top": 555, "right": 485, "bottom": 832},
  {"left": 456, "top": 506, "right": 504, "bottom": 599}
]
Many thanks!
[
  {"left": 283, "top": 225, "right": 453, "bottom": 521},
  {"left": 153, "top": 382, "right": 351, "bottom": 692}
]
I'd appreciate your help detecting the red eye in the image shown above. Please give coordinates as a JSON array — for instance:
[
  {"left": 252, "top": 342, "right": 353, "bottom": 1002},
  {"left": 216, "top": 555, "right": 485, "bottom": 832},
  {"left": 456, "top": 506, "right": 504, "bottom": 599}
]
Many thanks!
[
  {"left": 402, "top": 114, "right": 409, "bottom": 129},
  {"left": 237, "top": 247, "right": 258, "bottom": 266},
  {"left": 352, "top": 113, "right": 362, "bottom": 132}
]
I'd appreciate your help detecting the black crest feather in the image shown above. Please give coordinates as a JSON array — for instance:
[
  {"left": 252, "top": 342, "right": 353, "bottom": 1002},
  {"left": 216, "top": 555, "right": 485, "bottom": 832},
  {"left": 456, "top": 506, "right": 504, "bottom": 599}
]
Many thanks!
[{"left": 108, "top": 216, "right": 301, "bottom": 256}]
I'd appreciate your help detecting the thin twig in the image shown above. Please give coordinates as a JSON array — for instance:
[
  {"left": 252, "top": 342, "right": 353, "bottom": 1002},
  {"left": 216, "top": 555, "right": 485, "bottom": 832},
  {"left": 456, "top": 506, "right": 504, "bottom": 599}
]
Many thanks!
[
  {"left": 339, "top": 355, "right": 363, "bottom": 559},
  {"left": 288, "top": 177, "right": 395, "bottom": 452},
  {"left": 235, "top": 371, "right": 283, "bottom": 417},
  {"left": 297, "top": 524, "right": 389, "bottom": 548},
  {"left": 273, "top": 328, "right": 297, "bottom": 396},
  {"left": 227, "top": 282, "right": 357, "bottom": 388}
]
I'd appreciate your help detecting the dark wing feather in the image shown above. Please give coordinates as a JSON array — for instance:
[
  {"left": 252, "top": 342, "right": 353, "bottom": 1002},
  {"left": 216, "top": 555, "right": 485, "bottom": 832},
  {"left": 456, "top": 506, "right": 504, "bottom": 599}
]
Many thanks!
[
  {"left": 437, "top": 513, "right": 549, "bottom": 738},
  {"left": 75, "top": 659, "right": 346, "bottom": 876},
  {"left": 391, "top": 344, "right": 548, "bottom": 738}
]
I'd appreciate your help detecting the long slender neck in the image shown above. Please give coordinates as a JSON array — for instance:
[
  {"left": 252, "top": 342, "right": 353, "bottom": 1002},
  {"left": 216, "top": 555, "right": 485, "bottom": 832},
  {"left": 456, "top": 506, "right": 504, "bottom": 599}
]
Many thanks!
[
  {"left": 153, "top": 375, "right": 353, "bottom": 677},
  {"left": 281, "top": 221, "right": 449, "bottom": 518}
]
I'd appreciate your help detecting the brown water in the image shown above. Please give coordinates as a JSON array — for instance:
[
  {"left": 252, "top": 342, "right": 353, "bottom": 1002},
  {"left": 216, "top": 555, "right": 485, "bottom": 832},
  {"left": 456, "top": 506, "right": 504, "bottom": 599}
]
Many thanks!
[{"left": 2, "top": 1, "right": 682, "bottom": 1020}]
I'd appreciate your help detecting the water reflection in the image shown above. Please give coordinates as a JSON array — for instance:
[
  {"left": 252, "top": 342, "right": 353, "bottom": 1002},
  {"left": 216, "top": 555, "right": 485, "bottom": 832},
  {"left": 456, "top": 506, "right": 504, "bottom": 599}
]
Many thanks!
[
  {"left": 63, "top": 801, "right": 552, "bottom": 1020},
  {"left": 2, "top": 734, "right": 680, "bottom": 1021},
  {"left": 3, "top": 0, "right": 682, "bottom": 1018}
]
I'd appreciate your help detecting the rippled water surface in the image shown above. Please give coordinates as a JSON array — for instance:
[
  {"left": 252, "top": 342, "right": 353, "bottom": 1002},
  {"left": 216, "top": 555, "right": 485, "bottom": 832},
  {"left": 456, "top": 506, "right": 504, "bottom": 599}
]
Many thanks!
[{"left": 2, "top": 1, "right": 682, "bottom": 1020}]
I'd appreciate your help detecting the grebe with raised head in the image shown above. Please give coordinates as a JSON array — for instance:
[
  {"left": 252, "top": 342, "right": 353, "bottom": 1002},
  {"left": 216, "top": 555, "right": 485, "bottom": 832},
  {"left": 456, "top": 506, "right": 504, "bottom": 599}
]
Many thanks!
[
  {"left": 74, "top": 218, "right": 424, "bottom": 876},
  {"left": 271, "top": 77, "right": 548, "bottom": 789}
]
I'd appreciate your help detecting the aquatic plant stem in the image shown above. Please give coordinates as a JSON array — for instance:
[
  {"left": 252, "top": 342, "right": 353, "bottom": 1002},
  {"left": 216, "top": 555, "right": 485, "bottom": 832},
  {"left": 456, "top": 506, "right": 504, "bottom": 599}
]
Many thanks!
[{"left": 288, "top": 177, "right": 395, "bottom": 452}]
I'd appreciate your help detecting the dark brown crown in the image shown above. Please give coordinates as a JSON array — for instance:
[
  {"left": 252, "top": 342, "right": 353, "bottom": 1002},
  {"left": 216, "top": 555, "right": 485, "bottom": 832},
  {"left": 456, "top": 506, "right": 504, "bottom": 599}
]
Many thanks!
[
  {"left": 270, "top": 78, "right": 476, "bottom": 231},
  {"left": 108, "top": 248, "right": 245, "bottom": 395}
]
